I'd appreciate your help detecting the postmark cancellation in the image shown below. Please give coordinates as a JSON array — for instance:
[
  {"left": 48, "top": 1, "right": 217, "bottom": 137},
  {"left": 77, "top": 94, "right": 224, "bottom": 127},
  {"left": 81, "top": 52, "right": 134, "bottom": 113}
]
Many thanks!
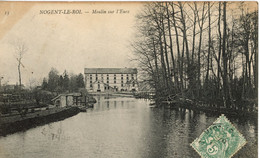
[{"left": 191, "top": 114, "right": 247, "bottom": 158}]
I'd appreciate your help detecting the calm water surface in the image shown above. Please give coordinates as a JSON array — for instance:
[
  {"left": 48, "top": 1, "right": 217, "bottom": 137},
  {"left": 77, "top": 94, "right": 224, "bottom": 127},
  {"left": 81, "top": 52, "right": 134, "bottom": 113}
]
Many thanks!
[{"left": 0, "top": 96, "right": 257, "bottom": 158}]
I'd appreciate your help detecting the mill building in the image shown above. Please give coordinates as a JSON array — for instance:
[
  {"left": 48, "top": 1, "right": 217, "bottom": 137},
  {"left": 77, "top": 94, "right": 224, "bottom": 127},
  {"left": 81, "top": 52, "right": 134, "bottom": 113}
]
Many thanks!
[{"left": 84, "top": 68, "right": 138, "bottom": 92}]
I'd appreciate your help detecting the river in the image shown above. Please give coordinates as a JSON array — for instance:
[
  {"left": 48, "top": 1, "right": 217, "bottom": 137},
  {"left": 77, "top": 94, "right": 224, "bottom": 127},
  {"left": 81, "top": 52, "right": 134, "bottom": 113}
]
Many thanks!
[{"left": 0, "top": 96, "right": 257, "bottom": 158}]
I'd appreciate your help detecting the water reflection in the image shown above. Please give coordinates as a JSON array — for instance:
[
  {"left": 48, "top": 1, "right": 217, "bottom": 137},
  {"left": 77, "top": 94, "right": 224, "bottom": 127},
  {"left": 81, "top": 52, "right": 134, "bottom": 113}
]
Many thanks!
[{"left": 0, "top": 96, "right": 257, "bottom": 158}]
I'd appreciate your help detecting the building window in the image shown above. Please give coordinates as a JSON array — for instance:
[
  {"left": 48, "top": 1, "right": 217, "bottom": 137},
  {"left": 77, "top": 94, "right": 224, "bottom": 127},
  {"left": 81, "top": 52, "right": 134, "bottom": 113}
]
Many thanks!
[
  {"left": 133, "top": 83, "right": 135, "bottom": 87},
  {"left": 121, "top": 80, "right": 123, "bottom": 83},
  {"left": 127, "top": 76, "right": 129, "bottom": 80},
  {"left": 90, "top": 84, "right": 93, "bottom": 88},
  {"left": 90, "top": 81, "right": 92, "bottom": 84},
  {"left": 132, "top": 76, "right": 134, "bottom": 80},
  {"left": 114, "top": 76, "right": 116, "bottom": 80},
  {"left": 121, "top": 84, "right": 123, "bottom": 87},
  {"left": 90, "top": 76, "right": 92, "bottom": 80},
  {"left": 107, "top": 81, "right": 109, "bottom": 84},
  {"left": 114, "top": 80, "right": 116, "bottom": 83},
  {"left": 107, "top": 76, "right": 109, "bottom": 80}
]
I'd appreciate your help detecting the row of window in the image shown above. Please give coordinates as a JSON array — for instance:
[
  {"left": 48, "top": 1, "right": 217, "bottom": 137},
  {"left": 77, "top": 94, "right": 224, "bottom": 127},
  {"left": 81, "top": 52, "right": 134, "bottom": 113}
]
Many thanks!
[
  {"left": 89, "top": 83, "right": 135, "bottom": 88},
  {"left": 89, "top": 74, "right": 135, "bottom": 79},
  {"left": 89, "top": 76, "right": 134, "bottom": 81},
  {"left": 89, "top": 73, "right": 134, "bottom": 76},
  {"left": 90, "top": 80, "right": 121, "bottom": 84}
]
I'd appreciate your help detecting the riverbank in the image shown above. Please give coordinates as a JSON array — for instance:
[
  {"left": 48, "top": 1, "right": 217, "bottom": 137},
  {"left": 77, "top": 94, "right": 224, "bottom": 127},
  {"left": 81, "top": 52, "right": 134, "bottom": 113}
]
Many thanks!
[
  {"left": 0, "top": 106, "right": 80, "bottom": 136},
  {"left": 160, "top": 99, "right": 257, "bottom": 119},
  {"left": 0, "top": 90, "right": 98, "bottom": 136}
]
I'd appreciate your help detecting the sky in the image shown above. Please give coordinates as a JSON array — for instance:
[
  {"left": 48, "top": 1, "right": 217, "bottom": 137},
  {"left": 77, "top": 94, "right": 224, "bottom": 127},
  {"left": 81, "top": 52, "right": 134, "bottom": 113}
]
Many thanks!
[{"left": 0, "top": 2, "right": 143, "bottom": 86}]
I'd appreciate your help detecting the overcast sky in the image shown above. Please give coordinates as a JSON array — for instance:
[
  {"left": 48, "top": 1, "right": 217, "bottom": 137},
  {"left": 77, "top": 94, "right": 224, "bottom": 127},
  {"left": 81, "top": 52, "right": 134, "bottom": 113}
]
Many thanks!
[{"left": 0, "top": 2, "right": 143, "bottom": 86}]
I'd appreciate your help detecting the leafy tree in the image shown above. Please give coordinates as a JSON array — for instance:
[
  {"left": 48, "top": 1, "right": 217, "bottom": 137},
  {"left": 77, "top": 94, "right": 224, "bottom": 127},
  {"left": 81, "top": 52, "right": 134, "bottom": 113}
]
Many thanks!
[
  {"left": 76, "top": 73, "right": 85, "bottom": 89},
  {"left": 47, "top": 68, "right": 59, "bottom": 92},
  {"left": 41, "top": 68, "right": 86, "bottom": 93},
  {"left": 69, "top": 74, "right": 77, "bottom": 92},
  {"left": 58, "top": 75, "right": 63, "bottom": 88},
  {"left": 63, "top": 70, "right": 69, "bottom": 91},
  {"left": 42, "top": 77, "right": 48, "bottom": 90}
]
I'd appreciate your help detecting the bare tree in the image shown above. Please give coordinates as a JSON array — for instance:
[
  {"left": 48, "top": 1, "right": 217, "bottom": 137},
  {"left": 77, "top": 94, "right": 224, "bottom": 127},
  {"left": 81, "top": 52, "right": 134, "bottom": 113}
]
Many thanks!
[
  {"left": 132, "top": 2, "right": 257, "bottom": 110},
  {"left": 12, "top": 39, "right": 28, "bottom": 89}
]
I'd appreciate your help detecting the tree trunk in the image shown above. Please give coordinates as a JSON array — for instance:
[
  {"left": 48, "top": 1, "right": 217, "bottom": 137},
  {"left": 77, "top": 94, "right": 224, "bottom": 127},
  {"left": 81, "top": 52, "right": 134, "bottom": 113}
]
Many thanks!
[
  {"left": 179, "top": 2, "right": 192, "bottom": 96},
  {"left": 171, "top": 3, "right": 182, "bottom": 93},
  {"left": 253, "top": 11, "right": 258, "bottom": 95},
  {"left": 166, "top": 3, "right": 178, "bottom": 91},
  {"left": 158, "top": 26, "right": 168, "bottom": 88},
  {"left": 152, "top": 38, "right": 159, "bottom": 83},
  {"left": 18, "top": 60, "right": 22, "bottom": 88},
  {"left": 217, "top": 2, "right": 222, "bottom": 103},
  {"left": 205, "top": 2, "right": 211, "bottom": 83},
  {"left": 162, "top": 16, "right": 171, "bottom": 86},
  {"left": 222, "top": 2, "right": 231, "bottom": 108},
  {"left": 196, "top": 2, "right": 206, "bottom": 97},
  {"left": 191, "top": 3, "right": 197, "bottom": 63}
]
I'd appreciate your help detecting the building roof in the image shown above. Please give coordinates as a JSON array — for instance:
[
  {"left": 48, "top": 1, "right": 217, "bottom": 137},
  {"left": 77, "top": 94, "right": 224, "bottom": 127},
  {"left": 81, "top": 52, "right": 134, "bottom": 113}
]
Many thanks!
[{"left": 84, "top": 68, "right": 137, "bottom": 74}]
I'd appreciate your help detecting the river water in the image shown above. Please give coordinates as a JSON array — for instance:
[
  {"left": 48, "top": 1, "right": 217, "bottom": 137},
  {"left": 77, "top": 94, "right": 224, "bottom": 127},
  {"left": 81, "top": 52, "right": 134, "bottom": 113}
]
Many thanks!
[{"left": 0, "top": 96, "right": 257, "bottom": 158}]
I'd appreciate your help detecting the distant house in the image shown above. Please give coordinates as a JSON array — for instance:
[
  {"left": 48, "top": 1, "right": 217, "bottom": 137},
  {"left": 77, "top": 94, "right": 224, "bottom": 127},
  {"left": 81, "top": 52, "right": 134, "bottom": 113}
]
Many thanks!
[{"left": 84, "top": 68, "right": 138, "bottom": 92}]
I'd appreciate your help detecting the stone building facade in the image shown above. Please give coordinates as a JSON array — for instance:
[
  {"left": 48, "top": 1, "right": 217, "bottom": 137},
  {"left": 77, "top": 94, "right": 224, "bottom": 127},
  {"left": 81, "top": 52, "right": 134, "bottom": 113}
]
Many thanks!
[{"left": 84, "top": 68, "right": 138, "bottom": 92}]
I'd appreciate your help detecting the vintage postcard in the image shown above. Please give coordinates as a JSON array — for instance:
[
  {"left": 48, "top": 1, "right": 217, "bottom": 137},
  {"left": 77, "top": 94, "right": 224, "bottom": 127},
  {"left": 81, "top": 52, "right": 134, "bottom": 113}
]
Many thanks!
[{"left": 0, "top": 1, "right": 258, "bottom": 158}]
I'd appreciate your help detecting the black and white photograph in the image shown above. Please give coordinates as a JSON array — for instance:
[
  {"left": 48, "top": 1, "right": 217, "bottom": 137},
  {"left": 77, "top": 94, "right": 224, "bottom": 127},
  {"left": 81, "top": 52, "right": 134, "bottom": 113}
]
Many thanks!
[{"left": 0, "top": 1, "right": 258, "bottom": 158}]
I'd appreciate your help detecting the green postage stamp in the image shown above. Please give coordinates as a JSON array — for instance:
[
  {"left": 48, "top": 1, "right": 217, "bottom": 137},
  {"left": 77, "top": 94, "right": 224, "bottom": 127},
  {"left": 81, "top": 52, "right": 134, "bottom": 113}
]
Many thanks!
[{"left": 191, "top": 115, "right": 246, "bottom": 158}]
